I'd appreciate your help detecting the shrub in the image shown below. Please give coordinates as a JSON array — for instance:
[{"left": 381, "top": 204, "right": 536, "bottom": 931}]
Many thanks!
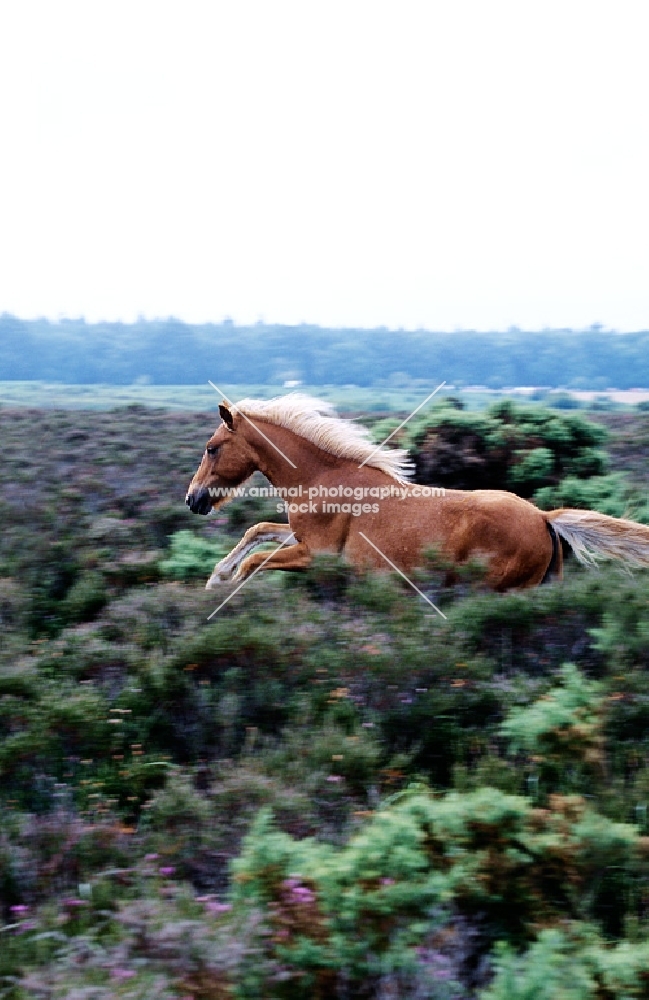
[
  {"left": 534, "top": 473, "right": 642, "bottom": 519},
  {"left": 58, "top": 570, "right": 108, "bottom": 624},
  {"left": 159, "top": 529, "right": 231, "bottom": 581},
  {"left": 484, "top": 926, "right": 649, "bottom": 1000},
  {"left": 229, "top": 785, "right": 646, "bottom": 995},
  {"left": 501, "top": 663, "right": 606, "bottom": 780},
  {"left": 408, "top": 401, "right": 608, "bottom": 497}
]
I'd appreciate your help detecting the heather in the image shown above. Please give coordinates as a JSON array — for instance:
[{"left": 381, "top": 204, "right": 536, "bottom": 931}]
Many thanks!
[{"left": 1, "top": 403, "right": 649, "bottom": 998}]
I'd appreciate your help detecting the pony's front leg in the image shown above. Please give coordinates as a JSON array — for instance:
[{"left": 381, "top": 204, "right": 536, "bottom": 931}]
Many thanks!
[
  {"left": 206, "top": 522, "right": 295, "bottom": 589},
  {"left": 233, "top": 541, "right": 312, "bottom": 582}
]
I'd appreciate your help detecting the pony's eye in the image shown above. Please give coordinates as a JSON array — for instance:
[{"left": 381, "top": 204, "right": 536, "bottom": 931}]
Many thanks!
[{"left": 206, "top": 445, "right": 219, "bottom": 457}]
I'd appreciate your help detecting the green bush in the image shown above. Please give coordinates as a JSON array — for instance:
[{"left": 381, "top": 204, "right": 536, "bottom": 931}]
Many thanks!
[
  {"left": 159, "top": 529, "right": 230, "bottom": 580},
  {"left": 229, "top": 785, "right": 646, "bottom": 995},
  {"left": 408, "top": 400, "right": 608, "bottom": 497},
  {"left": 501, "top": 663, "right": 606, "bottom": 779},
  {"left": 484, "top": 926, "right": 649, "bottom": 1000},
  {"left": 59, "top": 570, "right": 108, "bottom": 624},
  {"left": 534, "top": 472, "right": 644, "bottom": 519}
]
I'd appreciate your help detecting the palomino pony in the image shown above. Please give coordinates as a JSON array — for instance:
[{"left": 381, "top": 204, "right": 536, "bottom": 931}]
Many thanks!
[{"left": 186, "top": 394, "right": 649, "bottom": 591}]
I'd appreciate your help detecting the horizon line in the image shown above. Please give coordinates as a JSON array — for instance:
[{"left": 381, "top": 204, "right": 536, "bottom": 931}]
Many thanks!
[{"left": 0, "top": 312, "right": 646, "bottom": 336}]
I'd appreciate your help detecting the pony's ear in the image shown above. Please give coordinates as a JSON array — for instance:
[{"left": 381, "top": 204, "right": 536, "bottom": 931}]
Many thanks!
[{"left": 219, "top": 403, "right": 234, "bottom": 430}]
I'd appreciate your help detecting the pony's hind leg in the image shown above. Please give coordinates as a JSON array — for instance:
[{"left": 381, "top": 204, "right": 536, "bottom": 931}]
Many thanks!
[{"left": 206, "top": 522, "right": 295, "bottom": 589}]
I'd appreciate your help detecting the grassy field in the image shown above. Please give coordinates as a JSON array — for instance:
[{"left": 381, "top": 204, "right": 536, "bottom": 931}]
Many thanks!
[
  {"left": 1, "top": 380, "right": 646, "bottom": 413},
  {"left": 0, "top": 381, "right": 438, "bottom": 412}
]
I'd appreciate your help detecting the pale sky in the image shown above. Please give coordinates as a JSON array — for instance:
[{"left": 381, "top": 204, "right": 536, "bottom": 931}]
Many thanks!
[{"left": 0, "top": 1, "right": 648, "bottom": 330}]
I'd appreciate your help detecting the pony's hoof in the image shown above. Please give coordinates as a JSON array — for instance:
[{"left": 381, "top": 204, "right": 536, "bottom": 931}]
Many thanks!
[
  {"left": 206, "top": 565, "right": 234, "bottom": 588},
  {"left": 230, "top": 566, "right": 253, "bottom": 584}
]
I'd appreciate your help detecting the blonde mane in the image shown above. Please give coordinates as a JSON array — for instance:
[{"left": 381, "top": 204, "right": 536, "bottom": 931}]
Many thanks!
[{"left": 231, "top": 393, "right": 411, "bottom": 480}]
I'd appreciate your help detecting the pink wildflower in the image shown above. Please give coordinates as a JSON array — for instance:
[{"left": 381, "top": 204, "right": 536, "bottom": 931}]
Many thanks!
[
  {"left": 205, "top": 900, "right": 232, "bottom": 915},
  {"left": 111, "top": 968, "right": 136, "bottom": 981}
]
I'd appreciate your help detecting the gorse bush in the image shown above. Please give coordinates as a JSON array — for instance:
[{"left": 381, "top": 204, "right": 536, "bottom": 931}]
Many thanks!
[
  {"left": 407, "top": 400, "right": 608, "bottom": 497},
  {"left": 534, "top": 473, "right": 649, "bottom": 522},
  {"left": 501, "top": 663, "right": 606, "bottom": 790},
  {"left": 159, "top": 528, "right": 230, "bottom": 580},
  {"left": 483, "top": 928, "right": 649, "bottom": 1000},
  {"left": 227, "top": 785, "right": 647, "bottom": 997}
]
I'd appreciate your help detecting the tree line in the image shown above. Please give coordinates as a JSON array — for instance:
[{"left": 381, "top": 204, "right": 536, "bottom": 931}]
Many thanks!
[{"left": 2, "top": 313, "right": 649, "bottom": 387}]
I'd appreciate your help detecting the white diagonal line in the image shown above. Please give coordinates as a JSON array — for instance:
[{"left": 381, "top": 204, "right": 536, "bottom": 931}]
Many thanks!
[
  {"left": 358, "top": 381, "right": 446, "bottom": 469},
  {"left": 207, "top": 533, "right": 296, "bottom": 619},
  {"left": 358, "top": 531, "right": 447, "bottom": 620},
  {"left": 208, "top": 381, "right": 297, "bottom": 469}
]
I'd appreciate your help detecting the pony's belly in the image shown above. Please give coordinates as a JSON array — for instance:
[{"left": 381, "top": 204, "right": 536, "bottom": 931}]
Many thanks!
[{"left": 340, "top": 491, "right": 553, "bottom": 590}]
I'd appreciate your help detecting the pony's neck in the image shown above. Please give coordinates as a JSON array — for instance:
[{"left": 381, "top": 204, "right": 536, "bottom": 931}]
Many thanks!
[{"left": 244, "top": 421, "right": 338, "bottom": 490}]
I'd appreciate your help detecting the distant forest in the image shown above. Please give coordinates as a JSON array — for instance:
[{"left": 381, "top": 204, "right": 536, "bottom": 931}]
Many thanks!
[{"left": 2, "top": 314, "right": 649, "bottom": 388}]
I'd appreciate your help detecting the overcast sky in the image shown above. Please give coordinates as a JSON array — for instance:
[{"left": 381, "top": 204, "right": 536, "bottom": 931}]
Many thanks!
[{"left": 0, "top": 1, "right": 647, "bottom": 330}]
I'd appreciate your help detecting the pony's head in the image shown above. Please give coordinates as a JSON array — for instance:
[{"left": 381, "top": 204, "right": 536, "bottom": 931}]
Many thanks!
[{"left": 185, "top": 403, "right": 257, "bottom": 514}]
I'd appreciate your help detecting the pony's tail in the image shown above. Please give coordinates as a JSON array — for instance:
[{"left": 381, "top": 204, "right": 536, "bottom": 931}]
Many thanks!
[{"left": 546, "top": 509, "right": 649, "bottom": 570}]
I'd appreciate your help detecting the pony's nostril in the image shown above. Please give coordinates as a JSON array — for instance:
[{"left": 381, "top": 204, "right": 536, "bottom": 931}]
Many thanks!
[{"left": 186, "top": 487, "right": 211, "bottom": 514}]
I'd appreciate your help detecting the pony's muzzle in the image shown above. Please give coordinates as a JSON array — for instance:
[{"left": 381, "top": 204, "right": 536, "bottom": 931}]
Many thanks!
[{"left": 186, "top": 486, "right": 212, "bottom": 515}]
